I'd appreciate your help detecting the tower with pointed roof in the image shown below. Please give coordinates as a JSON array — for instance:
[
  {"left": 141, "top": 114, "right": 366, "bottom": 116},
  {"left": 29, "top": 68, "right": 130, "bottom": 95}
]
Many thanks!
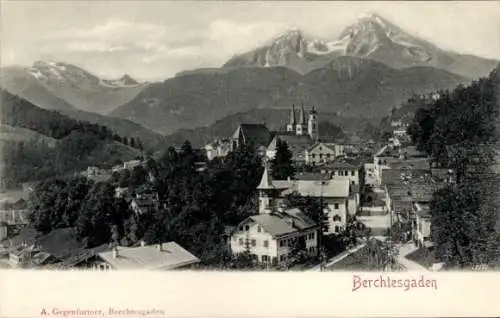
[
  {"left": 308, "top": 105, "right": 318, "bottom": 141},
  {"left": 286, "top": 104, "right": 296, "bottom": 133},
  {"left": 257, "top": 160, "right": 276, "bottom": 214},
  {"left": 295, "top": 103, "right": 307, "bottom": 136}
]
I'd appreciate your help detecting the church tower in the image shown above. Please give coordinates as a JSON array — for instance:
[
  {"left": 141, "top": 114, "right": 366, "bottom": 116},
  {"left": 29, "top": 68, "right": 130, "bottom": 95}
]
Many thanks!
[
  {"left": 308, "top": 106, "right": 318, "bottom": 141},
  {"left": 257, "top": 161, "right": 275, "bottom": 214},
  {"left": 295, "top": 103, "right": 307, "bottom": 136},
  {"left": 286, "top": 104, "right": 296, "bottom": 133}
]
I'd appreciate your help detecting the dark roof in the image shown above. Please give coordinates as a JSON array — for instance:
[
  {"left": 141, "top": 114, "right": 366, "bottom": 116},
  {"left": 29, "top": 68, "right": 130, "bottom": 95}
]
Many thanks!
[
  {"left": 388, "top": 158, "right": 431, "bottom": 170},
  {"left": 295, "top": 172, "right": 330, "bottom": 181},
  {"left": 35, "top": 227, "right": 87, "bottom": 259},
  {"left": 415, "top": 204, "right": 431, "bottom": 218},
  {"left": 319, "top": 161, "right": 357, "bottom": 170},
  {"left": 401, "top": 146, "right": 427, "bottom": 158},
  {"left": 58, "top": 244, "right": 110, "bottom": 268},
  {"left": 410, "top": 184, "right": 436, "bottom": 203},
  {"left": 232, "top": 124, "right": 272, "bottom": 148}
]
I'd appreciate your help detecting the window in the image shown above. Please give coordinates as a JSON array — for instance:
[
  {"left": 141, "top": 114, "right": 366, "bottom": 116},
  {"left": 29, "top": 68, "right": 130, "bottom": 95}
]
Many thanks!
[
  {"left": 263, "top": 240, "right": 269, "bottom": 248},
  {"left": 280, "top": 240, "right": 284, "bottom": 247},
  {"left": 245, "top": 225, "right": 250, "bottom": 231},
  {"left": 280, "top": 255, "right": 285, "bottom": 262},
  {"left": 335, "top": 226, "right": 340, "bottom": 233},
  {"left": 262, "top": 255, "right": 268, "bottom": 263},
  {"left": 333, "top": 215, "right": 341, "bottom": 222},
  {"left": 312, "top": 154, "right": 316, "bottom": 159},
  {"left": 257, "top": 226, "right": 261, "bottom": 233},
  {"left": 334, "top": 203, "right": 339, "bottom": 209},
  {"left": 251, "top": 239, "right": 256, "bottom": 247},
  {"left": 239, "top": 226, "right": 243, "bottom": 231},
  {"left": 239, "top": 238, "right": 244, "bottom": 246},
  {"left": 351, "top": 171, "right": 355, "bottom": 176}
]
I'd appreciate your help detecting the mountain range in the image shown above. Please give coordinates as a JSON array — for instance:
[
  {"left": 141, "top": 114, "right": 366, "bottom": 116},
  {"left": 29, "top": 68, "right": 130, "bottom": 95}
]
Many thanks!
[
  {"left": 1, "top": 13, "right": 497, "bottom": 142},
  {"left": 0, "top": 61, "right": 146, "bottom": 114},
  {"left": 111, "top": 56, "right": 468, "bottom": 134},
  {"left": 224, "top": 13, "right": 497, "bottom": 79}
]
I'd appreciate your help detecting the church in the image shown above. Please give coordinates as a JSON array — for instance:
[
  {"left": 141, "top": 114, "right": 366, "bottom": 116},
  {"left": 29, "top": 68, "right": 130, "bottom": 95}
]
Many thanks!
[{"left": 266, "top": 104, "right": 318, "bottom": 163}]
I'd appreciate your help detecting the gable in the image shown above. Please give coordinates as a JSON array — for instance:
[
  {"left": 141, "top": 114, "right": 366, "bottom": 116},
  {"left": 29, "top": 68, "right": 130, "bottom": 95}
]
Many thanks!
[{"left": 309, "top": 143, "right": 335, "bottom": 154}]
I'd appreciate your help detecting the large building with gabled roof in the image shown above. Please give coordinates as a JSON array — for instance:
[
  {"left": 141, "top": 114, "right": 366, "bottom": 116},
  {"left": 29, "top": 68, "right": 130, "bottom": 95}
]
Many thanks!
[{"left": 256, "top": 164, "right": 355, "bottom": 234}]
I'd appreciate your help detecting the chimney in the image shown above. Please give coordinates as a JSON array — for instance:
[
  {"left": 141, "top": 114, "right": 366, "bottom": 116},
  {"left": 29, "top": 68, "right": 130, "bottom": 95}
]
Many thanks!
[
  {"left": 157, "top": 243, "right": 163, "bottom": 251},
  {"left": 112, "top": 247, "right": 119, "bottom": 259},
  {"left": 140, "top": 240, "right": 146, "bottom": 247}
]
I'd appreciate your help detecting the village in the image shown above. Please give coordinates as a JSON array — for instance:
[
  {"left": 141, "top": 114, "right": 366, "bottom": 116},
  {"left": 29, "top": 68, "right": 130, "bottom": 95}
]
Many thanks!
[{"left": 0, "top": 103, "right": 450, "bottom": 272}]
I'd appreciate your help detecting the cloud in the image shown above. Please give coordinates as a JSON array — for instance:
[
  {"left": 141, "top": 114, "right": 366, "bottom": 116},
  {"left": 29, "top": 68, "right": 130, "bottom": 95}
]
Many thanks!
[{"left": 20, "top": 17, "right": 291, "bottom": 79}]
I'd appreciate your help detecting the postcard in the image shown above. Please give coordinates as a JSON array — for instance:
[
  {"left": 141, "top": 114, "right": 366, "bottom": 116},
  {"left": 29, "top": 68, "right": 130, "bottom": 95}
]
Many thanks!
[{"left": 1, "top": 1, "right": 499, "bottom": 317}]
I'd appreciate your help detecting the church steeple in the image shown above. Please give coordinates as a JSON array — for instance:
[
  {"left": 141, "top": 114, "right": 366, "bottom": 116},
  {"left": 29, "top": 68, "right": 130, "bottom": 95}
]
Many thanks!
[
  {"left": 287, "top": 104, "right": 296, "bottom": 132},
  {"left": 299, "top": 103, "right": 306, "bottom": 124},
  {"left": 257, "top": 160, "right": 275, "bottom": 214}
]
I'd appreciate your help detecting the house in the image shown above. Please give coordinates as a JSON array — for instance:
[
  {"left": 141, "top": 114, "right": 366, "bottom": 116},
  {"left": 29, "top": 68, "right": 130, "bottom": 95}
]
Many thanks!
[
  {"left": 9, "top": 243, "right": 40, "bottom": 267},
  {"left": 130, "top": 197, "right": 156, "bottom": 215},
  {"left": 305, "top": 142, "right": 337, "bottom": 164},
  {"left": 204, "top": 138, "right": 233, "bottom": 161},
  {"left": 313, "top": 161, "right": 360, "bottom": 186},
  {"left": 373, "top": 145, "right": 399, "bottom": 185},
  {"left": 256, "top": 164, "right": 354, "bottom": 234},
  {"left": 94, "top": 241, "right": 200, "bottom": 270},
  {"left": 230, "top": 207, "right": 319, "bottom": 265},
  {"left": 0, "top": 200, "right": 28, "bottom": 225},
  {"left": 413, "top": 203, "right": 432, "bottom": 248},
  {"left": 123, "top": 159, "right": 143, "bottom": 170}
]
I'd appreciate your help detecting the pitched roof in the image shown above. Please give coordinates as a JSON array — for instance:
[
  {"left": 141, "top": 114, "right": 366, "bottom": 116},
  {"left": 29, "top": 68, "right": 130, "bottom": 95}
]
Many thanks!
[
  {"left": 268, "top": 134, "right": 314, "bottom": 159},
  {"left": 401, "top": 146, "right": 427, "bottom": 158},
  {"left": 98, "top": 241, "right": 200, "bottom": 270},
  {"left": 257, "top": 166, "right": 274, "bottom": 190},
  {"left": 410, "top": 184, "right": 436, "bottom": 203},
  {"left": 35, "top": 227, "right": 87, "bottom": 259},
  {"left": 319, "top": 161, "right": 357, "bottom": 170},
  {"left": 294, "top": 180, "right": 350, "bottom": 198},
  {"left": 232, "top": 124, "right": 272, "bottom": 147},
  {"left": 295, "top": 172, "right": 331, "bottom": 181},
  {"left": 306, "top": 142, "right": 333, "bottom": 152},
  {"left": 249, "top": 208, "right": 317, "bottom": 237}
]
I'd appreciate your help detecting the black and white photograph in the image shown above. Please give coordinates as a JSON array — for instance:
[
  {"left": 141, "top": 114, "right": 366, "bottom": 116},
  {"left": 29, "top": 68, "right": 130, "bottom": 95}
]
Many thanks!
[{"left": 0, "top": 0, "right": 499, "bottom": 279}]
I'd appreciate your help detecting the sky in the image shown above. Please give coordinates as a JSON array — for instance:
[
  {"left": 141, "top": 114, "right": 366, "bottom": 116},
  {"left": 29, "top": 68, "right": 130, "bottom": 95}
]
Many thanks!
[{"left": 1, "top": 1, "right": 500, "bottom": 81}]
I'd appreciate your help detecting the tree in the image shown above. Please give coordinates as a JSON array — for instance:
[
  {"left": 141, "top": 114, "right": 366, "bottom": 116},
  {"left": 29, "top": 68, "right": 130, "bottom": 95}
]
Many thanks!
[{"left": 270, "top": 139, "right": 295, "bottom": 180}]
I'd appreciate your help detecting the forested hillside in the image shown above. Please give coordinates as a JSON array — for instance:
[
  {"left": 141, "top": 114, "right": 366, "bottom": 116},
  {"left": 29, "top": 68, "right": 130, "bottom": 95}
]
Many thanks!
[
  {"left": 0, "top": 90, "right": 144, "bottom": 187},
  {"left": 407, "top": 67, "right": 499, "bottom": 268}
]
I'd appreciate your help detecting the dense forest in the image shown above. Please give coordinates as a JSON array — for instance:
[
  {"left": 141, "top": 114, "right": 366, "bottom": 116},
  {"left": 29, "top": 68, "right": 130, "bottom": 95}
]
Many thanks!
[
  {"left": 1, "top": 90, "right": 146, "bottom": 187},
  {"left": 27, "top": 142, "right": 265, "bottom": 266},
  {"left": 407, "top": 67, "right": 499, "bottom": 268}
]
